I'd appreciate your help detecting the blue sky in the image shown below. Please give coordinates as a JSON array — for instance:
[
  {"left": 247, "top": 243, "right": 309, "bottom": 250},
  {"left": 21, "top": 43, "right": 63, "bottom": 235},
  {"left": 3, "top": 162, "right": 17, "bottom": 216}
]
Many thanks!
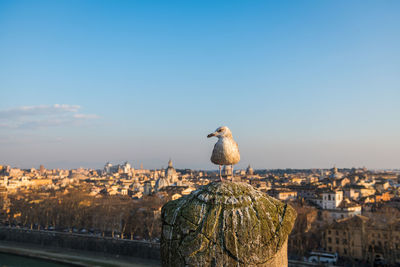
[{"left": 0, "top": 0, "right": 399, "bottom": 170}]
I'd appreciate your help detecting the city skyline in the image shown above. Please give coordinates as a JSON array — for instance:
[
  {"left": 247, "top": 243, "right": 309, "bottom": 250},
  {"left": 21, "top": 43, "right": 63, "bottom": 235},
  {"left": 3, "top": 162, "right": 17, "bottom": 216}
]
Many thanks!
[
  {"left": 1, "top": 159, "right": 399, "bottom": 173},
  {"left": 1, "top": 1, "right": 400, "bottom": 169}
]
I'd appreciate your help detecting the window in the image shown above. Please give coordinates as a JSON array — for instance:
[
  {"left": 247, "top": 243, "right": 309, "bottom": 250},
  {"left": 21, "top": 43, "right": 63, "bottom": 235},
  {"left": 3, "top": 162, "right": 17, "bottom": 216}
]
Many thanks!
[
  {"left": 336, "top": 231, "right": 339, "bottom": 235},
  {"left": 328, "top": 237, "right": 332, "bottom": 243},
  {"left": 336, "top": 238, "right": 339, "bottom": 244},
  {"left": 328, "top": 230, "right": 331, "bottom": 234},
  {"left": 328, "top": 247, "right": 332, "bottom": 252},
  {"left": 343, "top": 239, "right": 347, "bottom": 245},
  {"left": 344, "top": 248, "right": 347, "bottom": 255},
  {"left": 328, "top": 195, "right": 331, "bottom": 200}
]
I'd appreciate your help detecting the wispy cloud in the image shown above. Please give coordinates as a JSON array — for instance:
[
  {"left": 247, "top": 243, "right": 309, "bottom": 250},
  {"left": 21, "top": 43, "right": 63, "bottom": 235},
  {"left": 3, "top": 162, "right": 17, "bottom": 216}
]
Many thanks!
[
  {"left": 73, "top": 113, "right": 99, "bottom": 119},
  {"left": 0, "top": 104, "right": 80, "bottom": 119},
  {"left": 0, "top": 104, "right": 99, "bottom": 130}
]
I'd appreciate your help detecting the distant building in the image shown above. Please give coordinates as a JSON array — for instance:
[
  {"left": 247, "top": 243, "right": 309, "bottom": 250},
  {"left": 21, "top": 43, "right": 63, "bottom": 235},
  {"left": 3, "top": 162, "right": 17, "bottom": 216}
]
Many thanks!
[
  {"left": 122, "top": 162, "right": 131, "bottom": 174},
  {"left": 375, "top": 180, "right": 390, "bottom": 192},
  {"left": 104, "top": 162, "right": 113, "bottom": 174},
  {"left": 8, "top": 168, "right": 23, "bottom": 178},
  {"left": 222, "top": 165, "right": 232, "bottom": 177},
  {"left": 155, "top": 159, "right": 179, "bottom": 191},
  {"left": 324, "top": 215, "right": 400, "bottom": 265},
  {"left": 246, "top": 165, "right": 254, "bottom": 176},
  {"left": 165, "top": 159, "right": 178, "bottom": 184},
  {"left": 120, "top": 187, "right": 129, "bottom": 196},
  {"left": 144, "top": 181, "right": 152, "bottom": 195},
  {"left": 39, "top": 165, "right": 45, "bottom": 176},
  {"left": 329, "top": 166, "right": 343, "bottom": 180},
  {"left": 269, "top": 188, "right": 297, "bottom": 201},
  {"left": 322, "top": 190, "right": 343, "bottom": 210},
  {"left": 324, "top": 216, "right": 368, "bottom": 261},
  {"left": 103, "top": 161, "right": 133, "bottom": 175},
  {"left": 319, "top": 189, "right": 361, "bottom": 219}
]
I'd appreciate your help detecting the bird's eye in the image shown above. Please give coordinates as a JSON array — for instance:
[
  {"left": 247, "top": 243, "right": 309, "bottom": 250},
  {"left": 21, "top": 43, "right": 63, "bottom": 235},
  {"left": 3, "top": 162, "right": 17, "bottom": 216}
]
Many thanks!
[{"left": 217, "top": 129, "right": 222, "bottom": 132}]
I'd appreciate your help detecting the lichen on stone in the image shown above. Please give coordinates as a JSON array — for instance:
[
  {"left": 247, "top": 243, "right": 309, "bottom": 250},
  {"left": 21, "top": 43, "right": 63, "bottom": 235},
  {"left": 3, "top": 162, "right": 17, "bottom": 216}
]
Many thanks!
[{"left": 161, "top": 181, "right": 296, "bottom": 267}]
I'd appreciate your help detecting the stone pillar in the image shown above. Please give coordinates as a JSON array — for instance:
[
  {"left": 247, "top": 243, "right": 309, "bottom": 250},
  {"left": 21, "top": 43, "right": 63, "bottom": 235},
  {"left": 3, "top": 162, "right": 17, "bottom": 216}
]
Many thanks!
[{"left": 161, "top": 181, "right": 297, "bottom": 267}]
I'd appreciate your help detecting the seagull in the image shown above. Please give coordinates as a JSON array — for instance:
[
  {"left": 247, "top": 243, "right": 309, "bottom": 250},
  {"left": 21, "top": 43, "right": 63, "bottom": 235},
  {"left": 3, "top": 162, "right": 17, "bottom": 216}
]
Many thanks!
[{"left": 207, "top": 126, "right": 240, "bottom": 181}]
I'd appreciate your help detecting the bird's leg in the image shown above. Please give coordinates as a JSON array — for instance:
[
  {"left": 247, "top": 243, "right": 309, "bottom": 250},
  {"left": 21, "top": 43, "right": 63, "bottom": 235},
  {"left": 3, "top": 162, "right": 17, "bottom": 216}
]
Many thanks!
[
  {"left": 231, "top": 164, "right": 234, "bottom": 181},
  {"left": 219, "top": 165, "right": 223, "bottom": 182}
]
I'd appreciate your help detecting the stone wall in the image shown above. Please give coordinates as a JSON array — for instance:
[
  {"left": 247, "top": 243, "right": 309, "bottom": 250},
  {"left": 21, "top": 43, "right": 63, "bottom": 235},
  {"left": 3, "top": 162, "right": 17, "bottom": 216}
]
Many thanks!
[{"left": 0, "top": 227, "right": 160, "bottom": 260}]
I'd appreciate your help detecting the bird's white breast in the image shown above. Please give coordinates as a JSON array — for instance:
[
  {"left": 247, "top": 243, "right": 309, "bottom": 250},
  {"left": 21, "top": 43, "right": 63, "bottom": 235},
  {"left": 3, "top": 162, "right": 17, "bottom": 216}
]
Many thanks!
[{"left": 211, "top": 137, "right": 240, "bottom": 165}]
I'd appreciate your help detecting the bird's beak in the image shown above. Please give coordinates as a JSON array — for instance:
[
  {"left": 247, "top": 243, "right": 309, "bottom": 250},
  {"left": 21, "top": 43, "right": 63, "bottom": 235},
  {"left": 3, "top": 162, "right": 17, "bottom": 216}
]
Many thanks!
[{"left": 207, "top": 132, "right": 216, "bottom": 138}]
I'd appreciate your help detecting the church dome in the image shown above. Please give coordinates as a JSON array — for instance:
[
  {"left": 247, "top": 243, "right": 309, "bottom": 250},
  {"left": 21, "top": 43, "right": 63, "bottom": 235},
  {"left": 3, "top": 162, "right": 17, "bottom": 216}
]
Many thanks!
[
  {"left": 246, "top": 164, "right": 254, "bottom": 175},
  {"left": 165, "top": 159, "right": 177, "bottom": 183},
  {"left": 155, "top": 177, "right": 169, "bottom": 191}
]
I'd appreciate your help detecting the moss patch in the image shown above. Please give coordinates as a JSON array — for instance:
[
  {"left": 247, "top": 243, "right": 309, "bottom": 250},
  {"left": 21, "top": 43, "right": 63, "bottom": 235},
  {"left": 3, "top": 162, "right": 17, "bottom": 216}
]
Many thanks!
[{"left": 161, "top": 181, "right": 296, "bottom": 266}]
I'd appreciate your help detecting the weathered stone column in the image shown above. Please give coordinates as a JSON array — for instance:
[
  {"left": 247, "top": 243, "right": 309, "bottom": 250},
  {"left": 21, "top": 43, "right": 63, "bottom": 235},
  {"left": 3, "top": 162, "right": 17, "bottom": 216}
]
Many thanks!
[{"left": 161, "top": 181, "right": 296, "bottom": 267}]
